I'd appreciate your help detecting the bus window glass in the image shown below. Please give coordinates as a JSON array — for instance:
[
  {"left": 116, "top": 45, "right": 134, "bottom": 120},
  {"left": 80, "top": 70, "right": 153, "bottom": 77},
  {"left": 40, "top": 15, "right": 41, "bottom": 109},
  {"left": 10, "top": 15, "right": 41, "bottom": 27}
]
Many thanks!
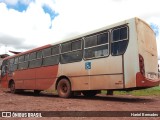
[
  {"left": 97, "top": 33, "right": 108, "bottom": 45},
  {"left": 61, "top": 42, "right": 71, "bottom": 53},
  {"left": 14, "top": 57, "right": 19, "bottom": 64},
  {"left": 29, "top": 59, "right": 42, "bottom": 68},
  {"left": 19, "top": 62, "right": 29, "bottom": 70},
  {"left": 43, "top": 55, "right": 59, "bottom": 66},
  {"left": 25, "top": 54, "right": 29, "bottom": 61},
  {"left": 19, "top": 56, "right": 24, "bottom": 63},
  {"left": 1, "top": 60, "right": 7, "bottom": 77},
  {"left": 61, "top": 51, "right": 82, "bottom": 64},
  {"left": 52, "top": 45, "right": 59, "bottom": 55},
  {"left": 113, "top": 27, "right": 128, "bottom": 42},
  {"left": 37, "top": 51, "right": 42, "bottom": 59},
  {"left": 84, "top": 45, "right": 109, "bottom": 59},
  {"left": 113, "top": 29, "right": 120, "bottom": 41},
  {"left": 72, "top": 40, "right": 81, "bottom": 51},
  {"left": 120, "top": 27, "right": 128, "bottom": 40},
  {"left": 43, "top": 48, "right": 51, "bottom": 57},
  {"left": 84, "top": 32, "right": 109, "bottom": 59},
  {"left": 111, "top": 26, "right": 128, "bottom": 56},
  {"left": 85, "top": 35, "right": 97, "bottom": 48},
  {"left": 30, "top": 52, "right": 36, "bottom": 60},
  {"left": 9, "top": 58, "right": 14, "bottom": 64},
  {"left": 13, "top": 64, "right": 18, "bottom": 71}
]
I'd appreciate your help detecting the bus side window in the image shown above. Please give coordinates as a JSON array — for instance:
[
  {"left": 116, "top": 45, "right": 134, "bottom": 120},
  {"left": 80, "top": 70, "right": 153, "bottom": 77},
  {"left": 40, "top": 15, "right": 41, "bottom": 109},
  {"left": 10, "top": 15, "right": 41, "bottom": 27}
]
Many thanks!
[
  {"left": 29, "top": 52, "right": 36, "bottom": 60},
  {"left": 29, "top": 51, "right": 42, "bottom": 68},
  {"left": 111, "top": 26, "right": 129, "bottom": 56},
  {"left": 1, "top": 60, "right": 7, "bottom": 77},
  {"left": 37, "top": 51, "right": 42, "bottom": 59},
  {"left": 18, "top": 55, "right": 29, "bottom": 70},
  {"left": 43, "top": 48, "right": 51, "bottom": 57},
  {"left": 13, "top": 57, "right": 19, "bottom": 71},
  {"left": 52, "top": 45, "right": 59, "bottom": 55},
  {"left": 9, "top": 58, "right": 14, "bottom": 73},
  {"left": 42, "top": 46, "right": 60, "bottom": 66},
  {"left": 84, "top": 32, "right": 109, "bottom": 59},
  {"left": 60, "top": 39, "right": 82, "bottom": 64},
  {"left": 25, "top": 54, "right": 29, "bottom": 61}
]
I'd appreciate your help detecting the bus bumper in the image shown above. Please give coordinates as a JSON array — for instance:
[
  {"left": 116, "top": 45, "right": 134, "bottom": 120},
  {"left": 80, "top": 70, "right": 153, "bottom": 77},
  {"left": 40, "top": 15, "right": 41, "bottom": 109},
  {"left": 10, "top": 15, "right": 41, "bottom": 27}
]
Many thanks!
[{"left": 136, "top": 72, "right": 160, "bottom": 87}]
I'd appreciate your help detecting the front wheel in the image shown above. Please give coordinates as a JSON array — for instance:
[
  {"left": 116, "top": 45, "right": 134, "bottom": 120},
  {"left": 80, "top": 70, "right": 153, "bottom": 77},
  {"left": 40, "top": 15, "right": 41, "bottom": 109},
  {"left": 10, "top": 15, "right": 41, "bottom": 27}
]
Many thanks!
[
  {"left": 57, "top": 78, "right": 73, "bottom": 98},
  {"left": 10, "top": 81, "right": 17, "bottom": 94}
]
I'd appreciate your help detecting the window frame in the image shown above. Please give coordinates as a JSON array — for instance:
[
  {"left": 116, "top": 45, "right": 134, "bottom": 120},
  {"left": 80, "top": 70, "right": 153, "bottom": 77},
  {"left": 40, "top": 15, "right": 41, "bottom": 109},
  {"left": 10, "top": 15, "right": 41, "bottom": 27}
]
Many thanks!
[
  {"left": 111, "top": 25, "right": 129, "bottom": 56},
  {"left": 60, "top": 39, "right": 83, "bottom": 64},
  {"left": 43, "top": 47, "right": 52, "bottom": 58},
  {"left": 19, "top": 55, "right": 25, "bottom": 63},
  {"left": 29, "top": 52, "right": 37, "bottom": 60},
  {"left": 84, "top": 31, "right": 110, "bottom": 60},
  {"left": 52, "top": 45, "right": 60, "bottom": 56}
]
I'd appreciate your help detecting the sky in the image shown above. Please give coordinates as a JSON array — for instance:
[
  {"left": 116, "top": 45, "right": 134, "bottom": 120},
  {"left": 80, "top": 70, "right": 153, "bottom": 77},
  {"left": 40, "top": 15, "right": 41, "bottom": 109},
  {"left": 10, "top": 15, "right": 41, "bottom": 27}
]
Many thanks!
[{"left": 0, "top": 0, "right": 160, "bottom": 60}]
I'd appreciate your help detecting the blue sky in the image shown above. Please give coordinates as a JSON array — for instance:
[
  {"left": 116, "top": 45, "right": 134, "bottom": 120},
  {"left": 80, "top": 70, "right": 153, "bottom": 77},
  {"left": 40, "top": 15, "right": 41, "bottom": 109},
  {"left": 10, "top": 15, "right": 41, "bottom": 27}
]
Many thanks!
[{"left": 0, "top": 0, "right": 160, "bottom": 60}]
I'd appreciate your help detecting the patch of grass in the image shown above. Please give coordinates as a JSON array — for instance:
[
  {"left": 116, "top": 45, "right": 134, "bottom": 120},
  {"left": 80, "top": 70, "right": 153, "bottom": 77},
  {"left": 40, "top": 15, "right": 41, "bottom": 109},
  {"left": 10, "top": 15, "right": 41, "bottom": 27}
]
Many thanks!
[{"left": 101, "top": 86, "right": 160, "bottom": 96}]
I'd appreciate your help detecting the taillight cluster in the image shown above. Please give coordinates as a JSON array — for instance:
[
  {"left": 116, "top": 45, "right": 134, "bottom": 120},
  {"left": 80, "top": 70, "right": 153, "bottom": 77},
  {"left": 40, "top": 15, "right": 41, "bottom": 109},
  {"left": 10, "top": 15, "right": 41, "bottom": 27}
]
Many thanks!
[{"left": 139, "top": 54, "right": 145, "bottom": 76}]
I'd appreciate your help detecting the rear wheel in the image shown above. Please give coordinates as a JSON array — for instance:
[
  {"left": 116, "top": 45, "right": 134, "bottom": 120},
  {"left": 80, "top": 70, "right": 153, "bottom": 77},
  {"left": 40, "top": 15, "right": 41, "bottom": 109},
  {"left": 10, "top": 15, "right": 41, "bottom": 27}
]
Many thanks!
[
  {"left": 10, "top": 81, "right": 17, "bottom": 94},
  {"left": 107, "top": 90, "right": 113, "bottom": 95},
  {"left": 82, "top": 90, "right": 98, "bottom": 97},
  {"left": 34, "top": 90, "right": 41, "bottom": 96},
  {"left": 57, "top": 78, "right": 73, "bottom": 98}
]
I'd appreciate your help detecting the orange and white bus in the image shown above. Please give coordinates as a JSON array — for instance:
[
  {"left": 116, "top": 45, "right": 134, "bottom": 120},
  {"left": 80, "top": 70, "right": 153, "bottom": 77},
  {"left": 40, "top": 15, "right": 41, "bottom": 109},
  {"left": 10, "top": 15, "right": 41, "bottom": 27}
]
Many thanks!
[{"left": 1, "top": 17, "right": 160, "bottom": 98}]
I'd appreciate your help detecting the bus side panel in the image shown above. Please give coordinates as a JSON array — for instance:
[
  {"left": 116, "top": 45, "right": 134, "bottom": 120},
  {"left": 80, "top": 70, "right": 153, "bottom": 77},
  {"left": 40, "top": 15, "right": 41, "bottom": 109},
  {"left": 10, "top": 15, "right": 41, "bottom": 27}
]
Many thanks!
[
  {"left": 59, "top": 61, "right": 90, "bottom": 91},
  {"left": 14, "top": 69, "right": 36, "bottom": 89},
  {"left": 35, "top": 65, "right": 58, "bottom": 90},
  {"left": 90, "top": 75, "right": 123, "bottom": 90},
  {"left": 89, "top": 56, "right": 123, "bottom": 90},
  {"left": 60, "top": 56, "right": 123, "bottom": 91},
  {"left": 0, "top": 75, "right": 8, "bottom": 88},
  {"left": 123, "top": 19, "right": 139, "bottom": 88}
]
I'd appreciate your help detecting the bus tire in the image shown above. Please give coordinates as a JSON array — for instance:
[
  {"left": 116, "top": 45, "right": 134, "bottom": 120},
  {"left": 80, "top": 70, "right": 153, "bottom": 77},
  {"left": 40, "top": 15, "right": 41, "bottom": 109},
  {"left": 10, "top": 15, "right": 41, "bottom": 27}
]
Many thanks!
[
  {"left": 10, "top": 81, "right": 17, "bottom": 94},
  {"left": 107, "top": 90, "right": 113, "bottom": 95},
  {"left": 82, "top": 90, "right": 98, "bottom": 97},
  {"left": 57, "top": 78, "right": 72, "bottom": 98},
  {"left": 34, "top": 90, "right": 41, "bottom": 96}
]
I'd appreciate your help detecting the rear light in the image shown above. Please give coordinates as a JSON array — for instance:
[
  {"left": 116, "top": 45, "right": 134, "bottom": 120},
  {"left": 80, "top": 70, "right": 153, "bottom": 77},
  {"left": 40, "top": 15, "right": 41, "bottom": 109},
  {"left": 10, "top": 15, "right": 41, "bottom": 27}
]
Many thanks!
[{"left": 139, "top": 54, "right": 145, "bottom": 76}]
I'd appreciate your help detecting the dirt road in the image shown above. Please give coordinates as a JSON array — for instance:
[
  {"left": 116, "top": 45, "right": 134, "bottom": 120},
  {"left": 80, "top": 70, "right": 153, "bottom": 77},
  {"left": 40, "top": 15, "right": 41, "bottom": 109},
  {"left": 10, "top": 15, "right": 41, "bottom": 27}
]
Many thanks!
[{"left": 0, "top": 88, "right": 160, "bottom": 120}]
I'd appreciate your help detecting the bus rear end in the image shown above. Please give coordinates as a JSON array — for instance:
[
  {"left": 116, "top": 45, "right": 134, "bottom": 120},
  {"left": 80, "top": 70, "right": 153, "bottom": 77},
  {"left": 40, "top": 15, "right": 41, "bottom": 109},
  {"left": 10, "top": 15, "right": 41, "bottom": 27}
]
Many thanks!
[{"left": 136, "top": 18, "right": 160, "bottom": 87}]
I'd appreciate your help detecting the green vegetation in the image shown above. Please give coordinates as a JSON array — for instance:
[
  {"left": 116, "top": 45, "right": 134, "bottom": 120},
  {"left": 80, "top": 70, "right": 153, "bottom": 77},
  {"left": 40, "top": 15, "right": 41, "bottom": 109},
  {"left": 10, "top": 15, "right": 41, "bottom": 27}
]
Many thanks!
[{"left": 101, "top": 86, "right": 160, "bottom": 96}]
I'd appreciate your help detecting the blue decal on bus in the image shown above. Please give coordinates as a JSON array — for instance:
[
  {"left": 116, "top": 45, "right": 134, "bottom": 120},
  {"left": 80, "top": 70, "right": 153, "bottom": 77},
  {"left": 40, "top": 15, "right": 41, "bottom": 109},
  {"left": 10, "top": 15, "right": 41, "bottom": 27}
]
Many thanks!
[{"left": 85, "top": 62, "right": 91, "bottom": 70}]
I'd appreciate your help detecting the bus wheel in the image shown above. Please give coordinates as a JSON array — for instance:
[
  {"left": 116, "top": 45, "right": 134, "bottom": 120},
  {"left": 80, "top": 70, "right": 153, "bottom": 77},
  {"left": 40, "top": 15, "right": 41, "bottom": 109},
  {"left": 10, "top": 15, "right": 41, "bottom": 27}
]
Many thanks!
[
  {"left": 107, "top": 90, "right": 113, "bottom": 95},
  {"left": 82, "top": 90, "right": 98, "bottom": 97},
  {"left": 10, "top": 81, "right": 17, "bottom": 94},
  {"left": 34, "top": 90, "right": 41, "bottom": 96},
  {"left": 57, "top": 78, "right": 72, "bottom": 98}
]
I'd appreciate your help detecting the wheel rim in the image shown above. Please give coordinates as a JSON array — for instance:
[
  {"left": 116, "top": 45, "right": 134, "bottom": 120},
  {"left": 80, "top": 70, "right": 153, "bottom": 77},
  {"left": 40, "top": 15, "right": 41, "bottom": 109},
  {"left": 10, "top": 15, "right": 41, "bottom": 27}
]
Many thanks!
[
  {"left": 57, "top": 79, "right": 72, "bottom": 98},
  {"left": 60, "top": 83, "right": 68, "bottom": 93}
]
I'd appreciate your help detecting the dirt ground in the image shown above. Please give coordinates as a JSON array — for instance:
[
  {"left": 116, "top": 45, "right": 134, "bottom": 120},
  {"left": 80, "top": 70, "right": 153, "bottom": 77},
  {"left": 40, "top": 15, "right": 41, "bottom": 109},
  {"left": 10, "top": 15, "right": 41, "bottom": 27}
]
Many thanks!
[{"left": 0, "top": 87, "right": 160, "bottom": 120}]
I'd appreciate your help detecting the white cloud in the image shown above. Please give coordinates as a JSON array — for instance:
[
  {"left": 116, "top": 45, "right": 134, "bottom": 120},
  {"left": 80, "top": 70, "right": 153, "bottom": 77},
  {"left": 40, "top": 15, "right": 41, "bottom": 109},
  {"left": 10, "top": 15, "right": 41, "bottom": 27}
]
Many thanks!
[
  {"left": 1, "top": 0, "right": 33, "bottom": 5},
  {"left": 2, "top": 0, "right": 19, "bottom": 5},
  {"left": 0, "top": 1, "right": 52, "bottom": 54},
  {"left": 0, "top": 0, "right": 160, "bottom": 57}
]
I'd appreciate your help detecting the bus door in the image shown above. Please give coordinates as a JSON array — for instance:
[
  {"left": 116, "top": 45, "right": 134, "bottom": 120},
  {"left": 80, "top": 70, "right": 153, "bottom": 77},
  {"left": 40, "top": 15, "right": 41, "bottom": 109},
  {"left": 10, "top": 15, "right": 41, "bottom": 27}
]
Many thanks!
[{"left": 1, "top": 60, "right": 8, "bottom": 88}]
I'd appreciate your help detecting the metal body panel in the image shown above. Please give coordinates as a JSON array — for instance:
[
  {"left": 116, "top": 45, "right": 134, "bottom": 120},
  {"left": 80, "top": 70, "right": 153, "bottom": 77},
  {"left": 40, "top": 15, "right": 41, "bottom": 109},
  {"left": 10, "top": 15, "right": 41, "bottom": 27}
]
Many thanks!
[{"left": 136, "top": 18, "right": 158, "bottom": 79}]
